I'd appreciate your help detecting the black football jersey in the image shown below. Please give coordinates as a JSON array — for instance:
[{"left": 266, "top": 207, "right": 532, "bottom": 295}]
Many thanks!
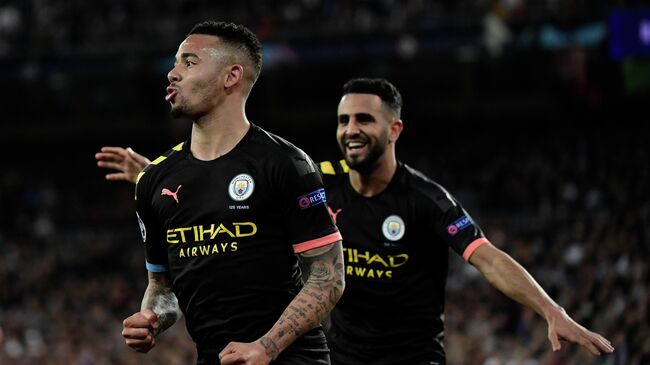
[
  {"left": 135, "top": 124, "right": 341, "bottom": 363},
  {"left": 320, "top": 160, "right": 489, "bottom": 365}
]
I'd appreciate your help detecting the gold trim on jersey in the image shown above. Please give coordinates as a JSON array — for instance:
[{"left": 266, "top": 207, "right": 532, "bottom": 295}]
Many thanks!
[
  {"left": 150, "top": 155, "right": 167, "bottom": 165},
  {"left": 320, "top": 161, "right": 335, "bottom": 175},
  {"left": 172, "top": 142, "right": 184, "bottom": 151},
  {"left": 319, "top": 159, "right": 349, "bottom": 175},
  {"left": 340, "top": 159, "right": 349, "bottom": 173},
  {"left": 136, "top": 171, "right": 145, "bottom": 185},
  {"left": 135, "top": 142, "right": 185, "bottom": 200}
]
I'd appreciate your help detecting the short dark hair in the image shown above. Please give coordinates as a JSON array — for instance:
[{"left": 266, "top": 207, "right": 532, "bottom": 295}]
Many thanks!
[
  {"left": 342, "top": 78, "right": 402, "bottom": 118},
  {"left": 188, "top": 21, "right": 263, "bottom": 85}
]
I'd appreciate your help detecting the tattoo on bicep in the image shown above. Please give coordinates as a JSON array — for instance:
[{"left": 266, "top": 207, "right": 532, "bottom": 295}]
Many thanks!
[
  {"left": 299, "top": 242, "right": 345, "bottom": 320},
  {"left": 306, "top": 243, "right": 345, "bottom": 305},
  {"left": 307, "top": 261, "right": 332, "bottom": 288}
]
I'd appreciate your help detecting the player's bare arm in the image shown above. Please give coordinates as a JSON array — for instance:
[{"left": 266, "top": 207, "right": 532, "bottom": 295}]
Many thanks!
[
  {"left": 95, "top": 146, "right": 150, "bottom": 183},
  {"left": 142, "top": 271, "right": 182, "bottom": 333},
  {"left": 219, "top": 241, "right": 345, "bottom": 365},
  {"left": 469, "top": 242, "right": 614, "bottom": 356},
  {"left": 122, "top": 271, "right": 182, "bottom": 353}
]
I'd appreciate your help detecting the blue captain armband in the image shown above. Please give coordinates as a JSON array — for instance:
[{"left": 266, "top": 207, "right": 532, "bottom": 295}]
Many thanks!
[{"left": 146, "top": 260, "right": 168, "bottom": 273}]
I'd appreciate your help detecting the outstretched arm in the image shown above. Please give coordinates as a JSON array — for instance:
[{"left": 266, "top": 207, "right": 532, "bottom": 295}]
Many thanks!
[
  {"left": 96, "top": 146, "right": 150, "bottom": 183},
  {"left": 469, "top": 242, "right": 614, "bottom": 356},
  {"left": 122, "top": 271, "right": 183, "bottom": 353},
  {"left": 219, "top": 241, "right": 345, "bottom": 365}
]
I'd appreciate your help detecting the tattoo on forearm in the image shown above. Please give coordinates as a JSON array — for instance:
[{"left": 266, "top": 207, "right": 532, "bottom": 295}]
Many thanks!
[
  {"left": 267, "top": 242, "right": 345, "bottom": 353},
  {"left": 142, "top": 274, "right": 182, "bottom": 335},
  {"left": 259, "top": 336, "right": 280, "bottom": 359},
  {"left": 150, "top": 291, "right": 181, "bottom": 334}
]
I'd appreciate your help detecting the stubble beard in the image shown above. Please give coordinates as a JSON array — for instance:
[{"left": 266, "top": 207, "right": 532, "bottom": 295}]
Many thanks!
[
  {"left": 170, "top": 104, "right": 185, "bottom": 119},
  {"left": 340, "top": 136, "right": 388, "bottom": 174}
]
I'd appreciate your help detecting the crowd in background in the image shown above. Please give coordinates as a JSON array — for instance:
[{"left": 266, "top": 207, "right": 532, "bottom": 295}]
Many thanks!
[
  {"left": 1, "top": 0, "right": 648, "bottom": 364},
  {"left": 0, "top": 0, "right": 615, "bottom": 55},
  {"left": 0, "top": 128, "right": 647, "bottom": 365}
]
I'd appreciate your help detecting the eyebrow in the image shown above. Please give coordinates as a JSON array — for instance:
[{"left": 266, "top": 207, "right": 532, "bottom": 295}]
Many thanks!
[
  {"left": 338, "top": 113, "right": 376, "bottom": 121},
  {"left": 354, "top": 113, "right": 374, "bottom": 120},
  {"left": 340, "top": 113, "right": 374, "bottom": 120},
  {"left": 174, "top": 52, "right": 199, "bottom": 65}
]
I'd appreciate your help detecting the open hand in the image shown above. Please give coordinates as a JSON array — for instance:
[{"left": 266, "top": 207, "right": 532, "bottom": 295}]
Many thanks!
[
  {"left": 547, "top": 307, "right": 614, "bottom": 356},
  {"left": 96, "top": 146, "right": 150, "bottom": 183}
]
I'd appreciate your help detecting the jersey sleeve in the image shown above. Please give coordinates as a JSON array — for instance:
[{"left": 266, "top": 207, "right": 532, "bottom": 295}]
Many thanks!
[
  {"left": 277, "top": 152, "right": 342, "bottom": 254},
  {"left": 429, "top": 187, "right": 490, "bottom": 262},
  {"left": 135, "top": 173, "right": 169, "bottom": 272}
]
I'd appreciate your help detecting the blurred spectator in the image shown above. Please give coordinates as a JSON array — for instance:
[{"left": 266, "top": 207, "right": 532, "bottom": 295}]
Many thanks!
[
  {"left": 0, "top": 1, "right": 647, "bottom": 364},
  {"left": 1, "top": 128, "right": 646, "bottom": 364},
  {"left": 0, "top": 0, "right": 625, "bottom": 54}
]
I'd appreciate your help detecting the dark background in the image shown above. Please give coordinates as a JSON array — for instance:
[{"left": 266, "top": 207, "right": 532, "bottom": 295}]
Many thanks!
[{"left": 1, "top": 1, "right": 648, "bottom": 364}]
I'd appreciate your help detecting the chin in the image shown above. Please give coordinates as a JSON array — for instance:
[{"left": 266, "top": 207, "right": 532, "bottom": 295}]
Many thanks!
[
  {"left": 345, "top": 157, "right": 371, "bottom": 172},
  {"left": 345, "top": 148, "right": 384, "bottom": 173},
  {"left": 170, "top": 105, "right": 185, "bottom": 119}
]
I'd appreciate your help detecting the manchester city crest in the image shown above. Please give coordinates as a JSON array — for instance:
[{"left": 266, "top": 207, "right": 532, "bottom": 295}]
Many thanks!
[
  {"left": 228, "top": 173, "right": 255, "bottom": 201},
  {"left": 382, "top": 215, "right": 405, "bottom": 241}
]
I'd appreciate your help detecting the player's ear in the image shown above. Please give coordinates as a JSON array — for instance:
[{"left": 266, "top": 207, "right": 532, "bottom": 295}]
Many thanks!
[
  {"left": 224, "top": 64, "right": 244, "bottom": 90},
  {"left": 389, "top": 119, "right": 403, "bottom": 143}
]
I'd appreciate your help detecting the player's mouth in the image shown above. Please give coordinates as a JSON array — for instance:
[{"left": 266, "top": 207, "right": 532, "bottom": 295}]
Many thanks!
[
  {"left": 344, "top": 139, "right": 369, "bottom": 155},
  {"left": 165, "top": 86, "right": 178, "bottom": 102}
]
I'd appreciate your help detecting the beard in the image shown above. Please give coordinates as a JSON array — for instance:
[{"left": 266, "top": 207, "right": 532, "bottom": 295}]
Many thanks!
[
  {"left": 339, "top": 133, "right": 388, "bottom": 173},
  {"left": 170, "top": 104, "right": 186, "bottom": 119}
]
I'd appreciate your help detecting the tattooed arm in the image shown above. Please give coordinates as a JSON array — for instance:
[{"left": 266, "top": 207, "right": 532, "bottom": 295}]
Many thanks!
[
  {"left": 219, "top": 241, "right": 345, "bottom": 365},
  {"left": 299, "top": 253, "right": 333, "bottom": 332},
  {"left": 141, "top": 271, "right": 183, "bottom": 334},
  {"left": 121, "top": 271, "right": 183, "bottom": 353}
]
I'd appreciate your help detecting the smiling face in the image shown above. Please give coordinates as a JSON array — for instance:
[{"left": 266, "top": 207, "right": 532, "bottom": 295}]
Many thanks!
[
  {"left": 337, "top": 93, "right": 395, "bottom": 172},
  {"left": 166, "top": 34, "right": 230, "bottom": 119}
]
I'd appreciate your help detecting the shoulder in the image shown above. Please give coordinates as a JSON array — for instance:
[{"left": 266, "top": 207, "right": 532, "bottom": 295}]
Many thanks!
[
  {"left": 251, "top": 126, "right": 319, "bottom": 176},
  {"left": 318, "top": 159, "right": 350, "bottom": 176},
  {"left": 316, "top": 159, "right": 349, "bottom": 188},
  {"left": 136, "top": 141, "right": 185, "bottom": 192},
  {"left": 399, "top": 163, "right": 458, "bottom": 213}
]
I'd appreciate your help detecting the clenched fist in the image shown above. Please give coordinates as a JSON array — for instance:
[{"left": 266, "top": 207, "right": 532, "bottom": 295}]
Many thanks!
[{"left": 122, "top": 308, "right": 160, "bottom": 353}]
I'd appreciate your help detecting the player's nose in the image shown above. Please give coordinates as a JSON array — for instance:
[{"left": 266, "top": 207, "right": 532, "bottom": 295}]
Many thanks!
[
  {"left": 345, "top": 119, "right": 361, "bottom": 136},
  {"left": 167, "top": 66, "right": 181, "bottom": 83}
]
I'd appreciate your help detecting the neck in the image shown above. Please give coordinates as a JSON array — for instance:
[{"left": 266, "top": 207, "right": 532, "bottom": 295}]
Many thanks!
[
  {"left": 348, "top": 151, "right": 398, "bottom": 197},
  {"left": 190, "top": 99, "right": 249, "bottom": 161}
]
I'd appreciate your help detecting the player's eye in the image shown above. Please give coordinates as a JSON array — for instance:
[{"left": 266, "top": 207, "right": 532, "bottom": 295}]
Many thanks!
[
  {"left": 338, "top": 115, "right": 349, "bottom": 125},
  {"left": 356, "top": 113, "right": 374, "bottom": 123}
]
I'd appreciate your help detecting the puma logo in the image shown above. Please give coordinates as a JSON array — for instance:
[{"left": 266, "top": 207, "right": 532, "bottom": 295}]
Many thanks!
[
  {"left": 327, "top": 206, "right": 342, "bottom": 223},
  {"left": 161, "top": 185, "right": 182, "bottom": 204}
]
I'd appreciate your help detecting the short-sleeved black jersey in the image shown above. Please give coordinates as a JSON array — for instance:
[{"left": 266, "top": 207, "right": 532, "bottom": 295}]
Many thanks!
[
  {"left": 320, "top": 160, "right": 489, "bottom": 365},
  {"left": 134, "top": 124, "right": 341, "bottom": 363}
]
